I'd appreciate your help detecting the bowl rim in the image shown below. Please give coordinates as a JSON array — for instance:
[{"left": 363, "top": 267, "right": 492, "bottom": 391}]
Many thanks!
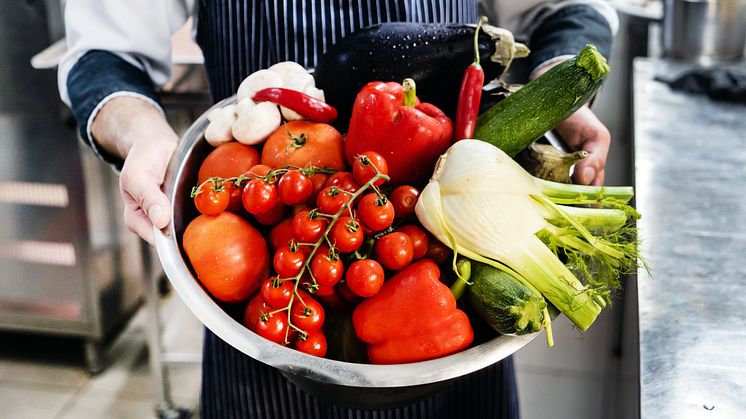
[{"left": 153, "top": 96, "right": 542, "bottom": 388}]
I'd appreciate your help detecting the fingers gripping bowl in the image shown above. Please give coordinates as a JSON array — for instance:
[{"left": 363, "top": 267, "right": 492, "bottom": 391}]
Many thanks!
[{"left": 153, "top": 96, "right": 543, "bottom": 405}]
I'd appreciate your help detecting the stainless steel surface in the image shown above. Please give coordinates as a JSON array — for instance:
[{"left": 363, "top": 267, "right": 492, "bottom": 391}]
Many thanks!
[
  {"left": 154, "top": 96, "right": 543, "bottom": 401},
  {"left": 662, "top": 0, "right": 746, "bottom": 62},
  {"left": 634, "top": 58, "right": 746, "bottom": 418}
]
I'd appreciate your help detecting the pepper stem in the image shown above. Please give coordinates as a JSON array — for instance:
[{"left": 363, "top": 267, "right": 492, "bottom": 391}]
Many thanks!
[
  {"left": 402, "top": 78, "right": 417, "bottom": 107},
  {"left": 473, "top": 16, "right": 488, "bottom": 65}
]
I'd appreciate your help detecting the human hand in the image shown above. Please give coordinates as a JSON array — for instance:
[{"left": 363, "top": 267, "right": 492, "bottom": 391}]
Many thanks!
[{"left": 554, "top": 105, "right": 610, "bottom": 186}]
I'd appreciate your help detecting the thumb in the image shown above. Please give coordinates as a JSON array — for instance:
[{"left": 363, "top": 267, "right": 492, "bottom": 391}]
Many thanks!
[{"left": 119, "top": 144, "right": 174, "bottom": 230}]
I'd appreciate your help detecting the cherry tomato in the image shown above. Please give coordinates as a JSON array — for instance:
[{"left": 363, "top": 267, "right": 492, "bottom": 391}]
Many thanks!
[
  {"left": 278, "top": 170, "right": 313, "bottom": 205},
  {"left": 345, "top": 259, "right": 385, "bottom": 297},
  {"left": 426, "top": 237, "right": 451, "bottom": 265},
  {"left": 352, "top": 151, "right": 388, "bottom": 187},
  {"left": 329, "top": 216, "right": 364, "bottom": 253},
  {"left": 260, "top": 277, "right": 294, "bottom": 308},
  {"left": 310, "top": 251, "right": 344, "bottom": 287},
  {"left": 294, "top": 331, "right": 327, "bottom": 357},
  {"left": 269, "top": 218, "right": 294, "bottom": 251},
  {"left": 243, "top": 178, "right": 278, "bottom": 215},
  {"left": 247, "top": 164, "right": 272, "bottom": 179},
  {"left": 316, "top": 186, "right": 351, "bottom": 215},
  {"left": 253, "top": 201, "right": 286, "bottom": 225},
  {"left": 198, "top": 143, "right": 260, "bottom": 211},
  {"left": 357, "top": 193, "right": 395, "bottom": 231},
  {"left": 390, "top": 185, "right": 420, "bottom": 219},
  {"left": 307, "top": 173, "right": 329, "bottom": 204},
  {"left": 336, "top": 280, "right": 363, "bottom": 304},
  {"left": 397, "top": 225, "right": 430, "bottom": 260},
  {"left": 256, "top": 312, "right": 289, "bottom": 344},
  {"left": 291, "top": 293, "right": 325, "bottom": 331},
  {"left": 314, "top": 284, "right": 336, "bottom": 297},
  {"left": 273, "top": 244, "right": 306, "bottom": 278},
  {"left": 224, "top": 181, "right": 245, "bottom": 212},
  {"left": 325, "top": 171, "right": 359, "bottom": 193},
  {"left": 243, "top": 294, "right": 272, "bottom": 332},
  {"left": 375, "top": 232, "right": 414, "bottom": 271},
  {"left": 194, "top": 185, "right": 230, "bottom": 216},
  {"left": 292, "top": 210, "right": 328, "bottom": 243}
]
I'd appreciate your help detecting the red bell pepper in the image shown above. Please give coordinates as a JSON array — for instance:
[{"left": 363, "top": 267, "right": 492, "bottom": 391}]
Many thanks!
[
  {"left": 344, "top": 79, "right": 453, "bottom": 186},
  {"left": 352, "top": 259, "right": 474, "bottom": 364}
]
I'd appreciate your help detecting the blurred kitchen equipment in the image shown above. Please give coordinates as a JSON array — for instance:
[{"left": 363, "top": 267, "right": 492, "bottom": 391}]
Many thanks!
[
  {"left": 662, "top": 0, "right": 746, "bottom": 62},
  {"left": 154, "top": 96, "right": 544, "bottom": 407}
]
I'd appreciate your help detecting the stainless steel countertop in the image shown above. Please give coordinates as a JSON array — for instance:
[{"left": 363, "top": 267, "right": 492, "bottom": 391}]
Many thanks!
[{"left": 634, "top": 58, "right": 746, "bottom": 418}]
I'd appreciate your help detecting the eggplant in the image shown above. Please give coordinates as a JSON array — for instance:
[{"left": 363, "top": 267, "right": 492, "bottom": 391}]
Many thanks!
[{"left": 314, "top": 22, "right": 528, "bottom": 131}]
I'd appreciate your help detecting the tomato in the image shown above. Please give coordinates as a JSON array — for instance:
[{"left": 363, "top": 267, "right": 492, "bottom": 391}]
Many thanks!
[
  {"left": 397, "top": 225, "right": 430, "bottom": 260},
  {"left": 325, "top": 172, "right": 359, "bottom": 194},
  {"left": 316, "top": 186, "right": 351, "bottom": 215},
  {"left": 273, "top": 244, "right": 307, "bottom": 278},
  {"left": 292, "top": 210, "right": 328, "bottom": 243},
  {"left": 294, "top": 331, "right": 327, "bottom": 357},
  {"left": 260, "top": 277, "right": 295, "bottom": 308},
  {"left": 336, "top": 280, "right": 363, "bottom": 304},
  {"left": 425, "top": 238, "right": 451, "bottom": 265},
  {"left": 183, "top": 213, "right": 269, "bottom": 302},
  {"left": 253, "top": 201, "right": 286, "bottom": 225},
  {"left": 317, "top": 288, "right": 352, "bottom": 309},
  {"left": 352, "top": 151, "right": 388, "bottom": 187},
  {"left": 256, "top": 312, "right": 289, "bottom": 344},
  {"left": 390, "top": 185, "right": 420, "bottom": 219},
  {"left": 242, "top": 178, "right": 278, "bottom": 215},
  {"left": 278, "top": 170, "right": 313, "bottom": 205},
  {"left": 314, "top": 284, "right": 336, "bottom": 297},
  {"left": 194, "top": 185, "right": 230, "bottom": 216},
  {"left": 308, "top": 173, "right": 329, "bottom": 204},
  {"left": 357, "top": 193, "right": 395, "bottom": 231},
  {"left": 329, "top": 217, "right": 364, "bottom": 253},
  {"left": 197, "top": 142, "right": 260, "bottom": 183},
  {"left": 224, "top": 182, "right": 245, "bottom": 212},
  {"left": 345, "top": 259, "right": 385, "bottom": 297},
  {"left": 375, "top": 232, "right": 414, "bottom": 271},
  {"left": 291, "top": 292, "right": 325, "bottom": 331},
  {"left": 243, "top": 294, "right": 272, "bottom": 332},
  {"left": 248, "top": 164, "right": 272, "bottom": 179},
  {"left": 310, "top": 251, "right": 344, "bottom": 287},
  {"left": 261, "top": 121, "right": 346, "bottom": 170},
  {"left": 269, "top": 218, "right": 294, "bottom": 251}
]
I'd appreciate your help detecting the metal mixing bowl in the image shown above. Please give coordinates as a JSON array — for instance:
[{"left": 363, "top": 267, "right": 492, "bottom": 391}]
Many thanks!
[{"left": 154, "top": 97, "right": 543, "bottom": 407}]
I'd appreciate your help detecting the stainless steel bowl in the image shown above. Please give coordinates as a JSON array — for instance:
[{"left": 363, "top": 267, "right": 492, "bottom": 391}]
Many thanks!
[{"left": 154, "top": 96, "right": 542, "bottom": 407}]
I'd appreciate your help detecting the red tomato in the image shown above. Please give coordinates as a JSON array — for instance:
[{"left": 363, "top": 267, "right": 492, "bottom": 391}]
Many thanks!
[
  {"left": 308, "top": 173, "right": 329, "bottom": 204},
  {"left": 294, "top": 331, "right": 327, "bottom": 357},
  {"left": 329, "top": 217, "right": 364, "bottom": 253},
  {"left": 242, "top": 178, "right": 278, "bottom": 215},
  {"left": 224, "top": 182, "right": 244, "bottom": 212},
  {"left": 325, "top": 171, "right": 359, "bottom": 194},
  {"left": 198, "top": 142, "right": 260, "bottom": 183},
  {"left": 248, "top": 164, "right": 272, "bottom": 179},
  {"left": 273, "top": 244, "right": 307, "bottom": 278},
  {"left": 269, "top": 218, "right": 294, "bottom": 251},
  {"left": 183, "top": 213, "right": 269, "bottom": 302},
  {"left": 260, "top": 277, "right": 295, "bottom": 308},
  {"left": 243, "top": 294, "right": 272, "bottom": 332},
  {"left": 425, "top": 238, "right": 451, "bottom": 265},
  {"left": 390, "top": 185, "right": 420, "bottom": 219},
  {"left": 375, "top": 232, "right": 414, "bottom": 271},
  {"left": 317, "top": 288, "right": 352, "bottom": 309},
  {"left": 291, "top": 293, "right": 325, "bottom": 331},
  {"left": 316, "top": 186, "right": 351, "bottom": 215},
  {"left": 314, "top": 284, "right": 336, "bottom": 297},
  {"left": 397, "top": 225, "right": 430, "bottom": 260},
  {"left": 194, "top": 185, "right": 230, "bottom": 216},
  {"left": 336, "top": 280, "right": 363, "bottom": 304},
  {"left": 256, "top": 312, "right": 290, "bottom": 344},
  {"left": 357, "top": 193, "right": 395, "bottom": 231},
  {"left": 261, "top": 121, "right": 346, "bottom": 170},
  {"left": 310, "top": 251, "right": 344, "bottom": 287},
  {"left": 292, "top": 210, "right": 328, "bottom": 243},
  {"left": 278, "top": 170, "right": 313, "bottom": 205},
  {"left": 253, "top": 201, "right": 286, "bottom": 225},
  {"left": 352, "top": 151, "right": 388, "bottom": 187},
  {"left": 345, "top": 259, "right": 385, "bottom": 297}
]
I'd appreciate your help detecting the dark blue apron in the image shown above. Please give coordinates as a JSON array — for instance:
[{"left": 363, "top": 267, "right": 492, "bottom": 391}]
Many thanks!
[{"left": 195, "top": 1, "right": 518, "bottom": 418}]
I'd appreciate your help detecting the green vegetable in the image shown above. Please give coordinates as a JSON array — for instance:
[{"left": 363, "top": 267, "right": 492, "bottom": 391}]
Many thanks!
[
  {"left": 464, "top": 259, "right": 548, "bottom": 338},
  {"left": 474, "top": 44, "right": 610, "bottom": 157},
  {"left": 516, "top": 143, "right": 588, "bottom": 183}
]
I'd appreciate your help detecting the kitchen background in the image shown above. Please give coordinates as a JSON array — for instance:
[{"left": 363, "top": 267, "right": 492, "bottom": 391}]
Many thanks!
[{"left": 1, "top": 0, "right": 744, "bottom": 418}]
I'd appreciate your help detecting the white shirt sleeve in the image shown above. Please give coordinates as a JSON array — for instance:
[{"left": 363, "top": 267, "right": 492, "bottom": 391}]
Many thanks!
[{"left": 58, "top": 0, "right": 197, "bottom": 106}]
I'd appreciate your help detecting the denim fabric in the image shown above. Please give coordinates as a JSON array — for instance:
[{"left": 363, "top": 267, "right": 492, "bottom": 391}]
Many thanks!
[
  {"left": 527, "top": 4, "right": 613, "bottom": 74},
  {"left": 66, "top": 50, "right": 161, "bottom": 169}
]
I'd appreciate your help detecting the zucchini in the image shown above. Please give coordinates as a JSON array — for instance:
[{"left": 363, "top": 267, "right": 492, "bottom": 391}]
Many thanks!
[
  {"left": 466, "top": 260, "right": 547, "bottom": 335},
  {"left": 314, "top": 22, "right": 528, "bottom": 130},
  {"left": 474, "top": 44, "right": 610, "bottom": 157}
]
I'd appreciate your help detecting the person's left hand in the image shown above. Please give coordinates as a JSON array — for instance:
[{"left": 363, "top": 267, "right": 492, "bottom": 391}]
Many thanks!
[{"left": 554, "top": 104, "right": 610, "bottom": 186}]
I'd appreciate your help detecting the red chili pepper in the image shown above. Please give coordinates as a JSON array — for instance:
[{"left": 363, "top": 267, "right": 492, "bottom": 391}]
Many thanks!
[
  {"left": 253, "top": 88, "right": 338, "bottom": 123},
  {"left": 454, "top": 17, "right": 487, "bottom": 141}
]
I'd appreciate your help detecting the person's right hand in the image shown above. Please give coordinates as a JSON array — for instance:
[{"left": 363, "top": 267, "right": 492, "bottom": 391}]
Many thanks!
[{"left": 91, "top": 96, "right": 179, "bottom": 244}]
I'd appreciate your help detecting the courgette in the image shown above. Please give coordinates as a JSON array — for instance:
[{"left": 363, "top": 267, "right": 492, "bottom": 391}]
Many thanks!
[
  {"left": 474, "top": 44, "right": 610, "bottom": 157},
  {"left": 465, "top": 260, "right": 547, "bottom": 336}
]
